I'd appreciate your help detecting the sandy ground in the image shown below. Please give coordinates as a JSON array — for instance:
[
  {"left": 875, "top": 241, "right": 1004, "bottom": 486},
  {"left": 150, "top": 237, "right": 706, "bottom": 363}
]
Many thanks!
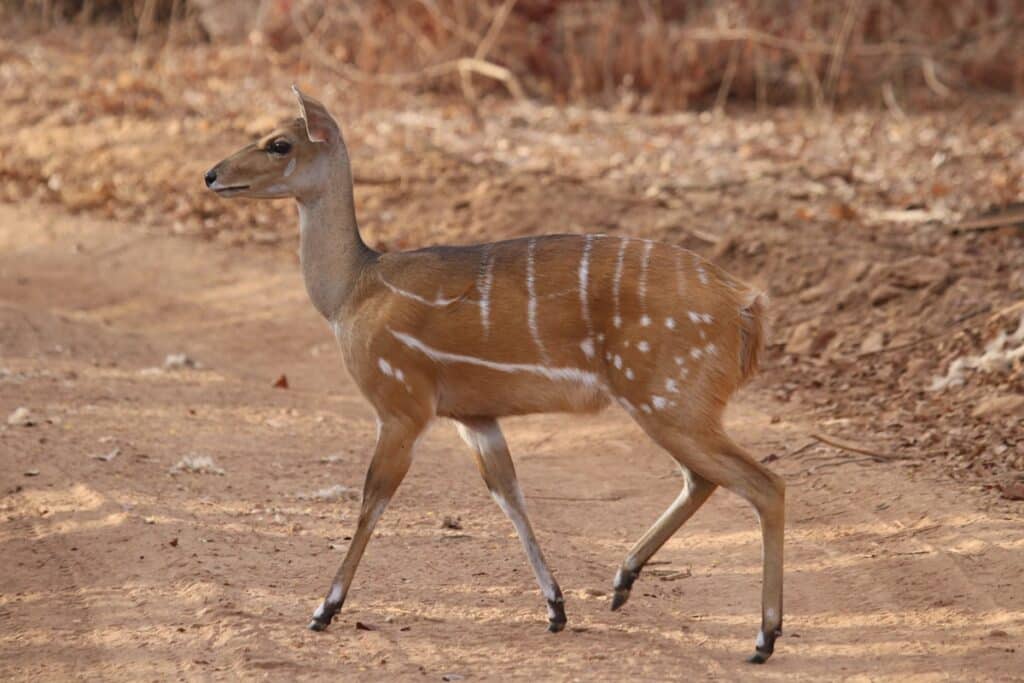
[{"left": 1, "top": 200, "right": 1022, "bottom": 681}]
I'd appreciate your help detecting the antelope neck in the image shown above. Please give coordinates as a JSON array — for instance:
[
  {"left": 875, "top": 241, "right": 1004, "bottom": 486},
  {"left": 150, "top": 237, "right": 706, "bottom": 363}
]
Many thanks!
[{"left": 296, "top": 155, "right": 376, "bottom": 320}]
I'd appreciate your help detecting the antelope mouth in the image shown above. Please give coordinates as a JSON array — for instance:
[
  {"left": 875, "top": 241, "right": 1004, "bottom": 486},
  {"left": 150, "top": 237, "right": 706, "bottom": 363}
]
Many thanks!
[{"left": 212, "top": 184, "right": 250, "bottom": 196}]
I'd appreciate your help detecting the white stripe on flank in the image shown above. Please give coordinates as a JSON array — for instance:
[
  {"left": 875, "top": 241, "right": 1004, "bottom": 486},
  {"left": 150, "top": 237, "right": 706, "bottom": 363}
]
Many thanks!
[
  {"left": 380, "top": 276, "right": 461, "bottom": 306},
  {"left": 477, "top": 248, "right": 495, "bottom": 336},
  {"left": 526, "top": 239, "right": 551, "bottom": 362},
  {"left": 612, "top": 237, "right": 628, "bottom": 328},
  {"left": 390, "top": 329, "right": 598, "bottom": 386},
  {"left": 579, "top": 235, "right": 595, "bottom": 343},
  {"left": 578, "top": 236, "right": 596, "bottom": 358},
  {"left": 638, "top": 240, "right": 653, "bottom": 313}
]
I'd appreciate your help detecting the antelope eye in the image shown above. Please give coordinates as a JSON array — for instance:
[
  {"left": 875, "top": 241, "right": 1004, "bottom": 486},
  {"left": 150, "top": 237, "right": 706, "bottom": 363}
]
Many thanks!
[{"left": 267, "top": 139, "right": 292, "bottom": 155}]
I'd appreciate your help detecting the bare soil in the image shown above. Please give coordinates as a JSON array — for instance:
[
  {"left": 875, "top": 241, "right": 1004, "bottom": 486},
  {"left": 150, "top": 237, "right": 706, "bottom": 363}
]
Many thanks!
[{"left": 1, "top": 200, "right": 1022, "bottom": 680}]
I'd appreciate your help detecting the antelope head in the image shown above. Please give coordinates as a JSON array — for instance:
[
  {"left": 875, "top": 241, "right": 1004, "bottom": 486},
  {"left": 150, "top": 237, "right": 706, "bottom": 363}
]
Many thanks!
[{"left": 204, "top": 86, "right": 348, "bottom": 202}]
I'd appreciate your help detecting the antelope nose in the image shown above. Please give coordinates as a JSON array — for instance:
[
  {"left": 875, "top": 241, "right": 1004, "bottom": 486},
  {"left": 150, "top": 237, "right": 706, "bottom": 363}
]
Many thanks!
[{"left": 204, "top": 168, "right": 217, "bottom": 187}]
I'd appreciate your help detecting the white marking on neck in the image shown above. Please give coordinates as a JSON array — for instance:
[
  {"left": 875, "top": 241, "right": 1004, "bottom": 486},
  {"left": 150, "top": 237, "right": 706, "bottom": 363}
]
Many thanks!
[
  {"left": 477, "top": 248, "right": 495, "bottom": 337},
  {"left": 612, "top": 238, "right": 629, "bottom": 328},
  {"left": 579, "top": 236, "right": 595, "bottom": 343},
  {"left": 283, "top": 158, "right": 297, "bottom": 177},
  {"left": 526, "top": 239, "right": 550, "bottom": 362},
  {"left": 380, "top": 275, "right": 460, "bottom": 306},
  {"left": 390, "top": 329, "right": 598, "bottom": 386}
]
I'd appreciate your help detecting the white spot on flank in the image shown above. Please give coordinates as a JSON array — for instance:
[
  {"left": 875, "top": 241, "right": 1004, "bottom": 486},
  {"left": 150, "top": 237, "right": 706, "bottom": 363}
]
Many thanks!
[
  {"left": 705, "top": 343, "right": 717, "bottom": 356},
  {"left": 640, "top": 403, "right": 653, "bottom": 414},
  {"left": 597, "top": 333, "right": 606, "bottom": 343},
  {"left": 679, "top": 366, "right": 690, "bottom": 378},
  {"left": 605, "top": 351, "right": 613, "bottom": 362},
  {"left": 617, "top": 397, "right": 636, "bottom": 413},
  {"left": 697, "top": 266, "right": 709, "bottom": 285},
  {"left": 526, "top": 239, "right": 550, "bottom": 362},
  {"left": 612, "top": 238, "right": 629, "bottom": 328},
  {"left": 390, "top": 329, "right": 598, "bottom": 386},
  {"left": 665, "top": 378, "right": 679, "bottom": 393},
  {"left": 640, "top": 315, "right": 651, "bottom": 327},
  {"left": 702, "top": 313, "right": 714, "bottom": 324},
  {"left": 625, "top": 368, "right": 635, "bottom": 380},
  {"left": 674, "top": 355, "right": 685, "bottom": 366},
  {"left": 284, "top": 157, "right": 296, "bottom": 177},
  {"left": 690, "top": 348, "right": 704, "bottom": 360},
  {"left": 651, "top": 395, "right": 668, "bottom": 410},
  {"left": 580, "top": 338, "right": 595, "bottom": 358},
  {"left": 613, "top": 354, "right": 623, "bottom": 369},
  {"left": 477, "top": 249, "right": 495, "bottom": 336},
  {"left": 688, "top": 311, "right": 701, "bottom": 323},
  {"left": 699, "top": 330, "right": 707, "bottom": 340},
  {"left": 665, "top": 317, "right": 676, "bottom": 329},
  {"left": 378, "top": 358, "right": 393, "bottom": 376},
  {"left": 394, "top": 368, "right": 406, "bottom": 382},
  {"left": 637, "top": 340, "right": 650, "bottom": 353}
]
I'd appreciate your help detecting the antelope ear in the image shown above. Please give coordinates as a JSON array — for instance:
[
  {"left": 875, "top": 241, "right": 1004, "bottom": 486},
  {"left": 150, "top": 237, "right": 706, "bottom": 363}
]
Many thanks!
[{"left": 292, "top": 85, "right": 339, "bottom": 144}]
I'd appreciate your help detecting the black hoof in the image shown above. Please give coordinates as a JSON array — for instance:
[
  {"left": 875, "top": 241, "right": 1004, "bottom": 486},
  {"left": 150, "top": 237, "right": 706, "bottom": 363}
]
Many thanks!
[
  {"left": 307, "top": 618, "right": 329, "bottom": 632},
  {"left": 747, "top": 627, "right": 781, "bottom": 664},
  {"left": 610, "top": 567, "right": 639, "bottom": 611},
  {"left": 547, "top": 597, "right": 567, "bottom": 633}
]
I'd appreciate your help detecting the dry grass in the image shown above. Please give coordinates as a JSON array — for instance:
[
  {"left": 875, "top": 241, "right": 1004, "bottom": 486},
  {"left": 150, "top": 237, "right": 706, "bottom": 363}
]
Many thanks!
[{"left": 7, "top": 0, "right": 1024, "bottom": 110}]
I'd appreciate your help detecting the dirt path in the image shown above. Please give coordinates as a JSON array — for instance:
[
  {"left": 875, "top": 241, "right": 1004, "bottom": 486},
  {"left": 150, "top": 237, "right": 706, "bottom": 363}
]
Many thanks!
[{"left": 1, "top": 202, "right": 1021, "bottom": 681}]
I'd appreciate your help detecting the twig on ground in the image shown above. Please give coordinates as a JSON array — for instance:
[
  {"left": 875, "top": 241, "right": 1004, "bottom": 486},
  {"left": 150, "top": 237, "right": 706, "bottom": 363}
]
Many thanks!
[{"left": 810, "top": 432, "right": 905, "bottom": 461}]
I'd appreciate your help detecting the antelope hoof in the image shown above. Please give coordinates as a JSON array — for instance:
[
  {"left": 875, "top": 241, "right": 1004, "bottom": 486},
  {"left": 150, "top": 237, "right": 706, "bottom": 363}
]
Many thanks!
[
  {"left": 307, "top": 617, "right": 330, "bottom": 632},
  {"left": 610, "top": 567, "right": 639, "bottom": 611},
  {"left": 747, "top": 627, "right": 781, "bottom": 664},
  {"left": 547, "top": 597, "right": 567, "bottom": 633},
  {"left": 308, "top": 599, "right": 340, "bottom": 632}
]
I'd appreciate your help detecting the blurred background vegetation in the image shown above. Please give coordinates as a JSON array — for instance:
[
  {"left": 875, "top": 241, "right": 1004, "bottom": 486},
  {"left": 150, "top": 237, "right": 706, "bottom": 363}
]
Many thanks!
[{"left": 6, "top": 0, "right": 1023, "bottom": 111}]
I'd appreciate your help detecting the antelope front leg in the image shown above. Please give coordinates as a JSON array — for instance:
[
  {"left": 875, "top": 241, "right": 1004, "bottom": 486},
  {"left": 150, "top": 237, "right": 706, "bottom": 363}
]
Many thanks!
[
  {"left": 456, "top": 418, "right": 567, "bottom": 632},
  {"left": 308, "top": 416, "right": 424, "bottom": 631}
]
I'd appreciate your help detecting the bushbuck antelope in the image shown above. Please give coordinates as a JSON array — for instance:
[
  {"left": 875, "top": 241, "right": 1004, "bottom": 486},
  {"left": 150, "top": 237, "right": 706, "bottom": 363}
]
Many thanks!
[{"left": 205, "top": 87, "right": 784, "bottom": 663}]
